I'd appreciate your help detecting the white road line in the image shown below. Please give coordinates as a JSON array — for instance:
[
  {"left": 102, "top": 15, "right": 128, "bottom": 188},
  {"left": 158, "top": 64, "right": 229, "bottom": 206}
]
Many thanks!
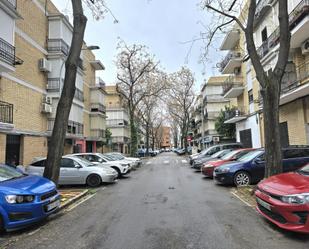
[
  {"left": 65, "top": 193, "right": 96, "bottom": 212},
  {"left": 146, "top": 161, "right": 151, "bottom": 165},
  {"left": 27, "top": 228, "right": 41, "bottom": 236},
  {"left": 163, "top": 160, "right": 169, "bottom": 164},
  {"left": 231, "top": 192, "right": 254, "bottom": 208},
  {"left": 182, "top": 160, "right": 187, "bottom": 163}
]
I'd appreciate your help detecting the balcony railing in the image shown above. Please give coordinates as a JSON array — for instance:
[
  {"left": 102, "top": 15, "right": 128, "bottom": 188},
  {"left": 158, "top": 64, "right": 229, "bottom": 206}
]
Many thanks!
[
  {"left": 90, "top": 103, "right": 106, "bottom": 114},
  {"left": 281, "top": 62, "right": 309, "bottom": 93},
  {"left": 257, "top": 0, "right": 309, "bottom": 59},
  {"left": 255, "top": 0, "right": 273, "bottom": 26},
  {"left": 77, "top": 58, "right": 85, "bottom": 71},
  {"left": 47, "top": 39, "right": 70, "bottom": 55},
  {"left": 95, "top": 77, "right": 106, "bottom": 90},
  {"left": 5, "top": 0, "right": 17, "bottom": 9},
  {"left": 0, "top": 101, "right": 13, "bottom": 124},
  {"left": 90, "top": 129, "right": 105, "bottom": 139},
  {"left": 219, "top": 51, "right": 242, "bottom": 72},
  {"left": 106, "top": 119, "right": 129, "bottom": 127},
  {"left": 222, "top": 75, "right": 244, "bottom": 96},
  {"left": 47, "top": 78, "right": 61, "bottom": 92},
  {"left": 224, "top": 108, "right": 247, "bottom": 121},
  {"left": 74, "top": 88, "right": 84, "bottom": 102},
  {"left": 0, "top": 38, "right": 16, "bottom": 66},
  {"left": 47, "top": 119, "right": 84, "bottom": 136}
]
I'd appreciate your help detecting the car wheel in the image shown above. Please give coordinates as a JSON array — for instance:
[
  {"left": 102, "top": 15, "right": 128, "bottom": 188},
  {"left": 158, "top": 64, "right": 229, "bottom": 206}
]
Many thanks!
[
  {"left": 234, "top": 171, "right": 251, "bottom": 186},
  {"left": 112, "top": 167, "right": 122, "bottom": 178},
  {"left": 86, "top": 174, "right": 102, "bottom": 187},
  {"left": 0, "top": 215, "right": 4, "bottom": 233}
]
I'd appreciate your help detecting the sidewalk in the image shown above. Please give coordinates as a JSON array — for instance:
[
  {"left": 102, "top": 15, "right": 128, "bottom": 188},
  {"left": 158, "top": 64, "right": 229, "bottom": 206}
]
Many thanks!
[
  {"left": 231, "top": 185, "right": 257, "bottom": 207},
  {"left": 58, "top": 188, "right": 90, "bottom": 209}
]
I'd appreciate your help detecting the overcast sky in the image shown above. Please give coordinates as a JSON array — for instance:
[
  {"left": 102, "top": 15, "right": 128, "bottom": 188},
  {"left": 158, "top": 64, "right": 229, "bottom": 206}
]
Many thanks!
[{"left": 51, "top": 0, "right": 223, "bottom": 91}]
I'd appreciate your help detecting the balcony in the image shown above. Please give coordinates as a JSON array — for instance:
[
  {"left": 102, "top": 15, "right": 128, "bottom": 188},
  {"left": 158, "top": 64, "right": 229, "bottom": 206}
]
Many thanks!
[
  {"left": 219, "top": 51, "right": 242, "bottom": 74},
  {"left": 204, "top": 94, "right": 230, "bottom": 103},
  {"left": 106, "top": 119, "right": 129, "bottom": 128},
  {"left": 0, "top": 38, "right": 22, "bottom": 72},
  {"left": 90, "top": 103, "right": 106, "bottom": 114},
  {"left": 220, "top": 29, "right": 240, "bottom": 51},
  {"left": 224, "top": 108, "right": 247, "bottom": 124},
  {"left": 4, "top": 0, "right": 16, "bottom": 8},
  {"left": 47, "top": 119, "right": 83, "bottom": 137},
  {"left": 254, "top": 0, "right": 273, "bottom": 27},
  {"left": 205, "top": 111, "right": 220, "bottom": 120},
  {"left": 47, "top": 39, "right": 70, "bottom": 55},
  {"left": 74, "top": 88, "right": 84, "bottom": 102},
  {"left": 222, "top": 75, "right": 244, "bottom": 98},
  {"left": 95, "top": 77, "right": 106, "bottom": 89},
  {"left": 77, "top": 58, "right": 85, "bottom": 71},
  {"left": 90, "top": 129, "right": 105, "bottom": 139},
  {"left": 0, "top": 100, "right": 13, "bottom": 129}
]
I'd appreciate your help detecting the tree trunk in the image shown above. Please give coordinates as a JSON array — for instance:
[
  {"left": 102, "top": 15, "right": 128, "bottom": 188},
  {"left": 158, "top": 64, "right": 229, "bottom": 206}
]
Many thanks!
[
  {"left": 146, "top": 122, "right": 150, "bottom": 156},
  {"left": 129, "top": 110, "right": 138, "bottom": 156},
  {"left": 44, "top": 0, "right": 87, "bottom": 184},
  {"left": 261, "top": 78, "right": 282, "bottom": 177}
]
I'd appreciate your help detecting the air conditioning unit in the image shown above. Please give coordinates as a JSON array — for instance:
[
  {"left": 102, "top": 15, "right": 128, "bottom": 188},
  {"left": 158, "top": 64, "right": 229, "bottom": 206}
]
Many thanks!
[
  {"left": 301, "top": 40, "right": 309, "bottom": 55},
  {"left": 39, "top": 58, "right": 51, "bottom": 72},
  {"left": 42, "top": 103, "right": 52, "bottom": 113},
  {"left": 234, "top": 67, "right": 241, "bottom": 75},
  {"left": 42, "top": 96, "right": 52, "bottom": 105}
]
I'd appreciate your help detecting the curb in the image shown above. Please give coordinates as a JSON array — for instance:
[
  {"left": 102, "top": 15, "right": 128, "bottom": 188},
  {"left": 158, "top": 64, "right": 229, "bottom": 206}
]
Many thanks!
[{"left": 59, "top": 189, "right": 90, "bottom": 210}]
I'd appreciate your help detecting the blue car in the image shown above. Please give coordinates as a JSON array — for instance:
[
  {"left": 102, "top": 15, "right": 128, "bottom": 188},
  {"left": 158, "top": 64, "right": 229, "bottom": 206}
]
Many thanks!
[
  {"left": 214, "top": 148, "right": 309, "bottom": 186},
  {"left": 0, "top": 164, "right": 60, "bottom": 231}
]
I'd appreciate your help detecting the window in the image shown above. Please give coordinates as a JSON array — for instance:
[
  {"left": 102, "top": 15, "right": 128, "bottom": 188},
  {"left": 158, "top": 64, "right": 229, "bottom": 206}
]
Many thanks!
[
  {"left": 261, "top": 27, "right": 268, "bottom": 42},
  {"left": 60, "top": 158, "right": 76, "bottom": 168},
  {"left": 31, "top": 160, "right": 46, "bottom": 167},
  {"left": 248, "top": 90, "right": 254, "bottom": 103}
]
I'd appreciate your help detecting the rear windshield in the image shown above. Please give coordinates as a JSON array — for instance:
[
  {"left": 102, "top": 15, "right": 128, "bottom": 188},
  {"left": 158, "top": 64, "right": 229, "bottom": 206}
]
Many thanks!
[
  {"left": 283, "top": 149, "right": 309, "bottom": 159},
  {"left": 237, "top": 151, "right": 264, "bottom": 162}
]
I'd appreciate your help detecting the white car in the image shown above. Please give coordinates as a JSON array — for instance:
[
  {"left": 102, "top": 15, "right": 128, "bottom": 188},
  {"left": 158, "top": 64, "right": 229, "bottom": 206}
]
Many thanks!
[
  {"left": 71, "top": 153, "right": 131, "bottom": 177},
  {"left": 106, "top": 152, "right": 142, "bottom": 168},
  {"left": 17, "top": 155, "right": 118, "bottom": 187}
]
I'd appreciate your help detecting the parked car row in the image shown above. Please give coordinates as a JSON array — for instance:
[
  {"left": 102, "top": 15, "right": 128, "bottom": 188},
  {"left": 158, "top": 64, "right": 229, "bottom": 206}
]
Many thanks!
[
  {"left": 173, "top": 147, "right": 192, "bottom": 155},
  {"left": 137, "top": 148, "right": 170, "bottom": 157},
  {"left": 0, "top": 152, "right": 142, "bottom": 232},
  {"left": 188, "top": 144, "right": 309, "bottom": 233}
]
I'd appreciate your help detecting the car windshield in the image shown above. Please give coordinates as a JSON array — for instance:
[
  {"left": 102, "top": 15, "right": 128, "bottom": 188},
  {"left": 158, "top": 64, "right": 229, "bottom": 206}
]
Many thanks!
[
  {"left": 0, "top": 165, "right": 25, "bottom": 182},
  {"left": 109, "top": 153, "right": 125, "bottom": 160},
  {"left": 73, "top": 157, "right": 96, "bottom": 167},
  {"left": 101, "top": 154, "right": 117, "bottom": 161},
  {"left": 211, "top": 150, "right": 229, "bottom": 158},
  {"left": 237, "top": 150, "right": 263, "bottom": 162},
  {"left": 298, "top": 164, "right": 309, "bottom": 175},
  {"left": 221, "top": 150, "right": 241, "bottom": 160}
]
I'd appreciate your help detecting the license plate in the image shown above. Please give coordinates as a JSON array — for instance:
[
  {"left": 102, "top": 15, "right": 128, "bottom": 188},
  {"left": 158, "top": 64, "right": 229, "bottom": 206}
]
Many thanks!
[
  {"left": 47, "top": 200, "right": 60, "bottom": 211},
  {"left": 256, "top": 197, "right": 271, "bottom": 211}
]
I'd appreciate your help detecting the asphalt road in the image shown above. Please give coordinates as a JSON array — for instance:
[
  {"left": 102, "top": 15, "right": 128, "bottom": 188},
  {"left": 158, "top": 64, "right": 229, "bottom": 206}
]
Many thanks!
[{"left": 3, "top": 153, "right": 309, "bottom": 249}]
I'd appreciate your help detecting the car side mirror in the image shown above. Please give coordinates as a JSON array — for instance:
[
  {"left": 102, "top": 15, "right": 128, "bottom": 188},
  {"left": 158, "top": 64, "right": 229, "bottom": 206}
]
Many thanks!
[
  {"left": 254, "top": 158, "right": 264, "bottom": 164},
  {"left": 98, "top": 158, "right": 103, "bottom": 163},
  {"left": 75, "top": 163, "right": 82, "bottom": 169}
]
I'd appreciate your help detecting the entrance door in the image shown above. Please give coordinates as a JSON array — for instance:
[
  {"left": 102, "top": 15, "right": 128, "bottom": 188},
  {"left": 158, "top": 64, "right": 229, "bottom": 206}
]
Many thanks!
[
  {"left": 86, "top": 141, "right": 93, "bottom": 152},
  {"left": 280, "top": 122, "right": 289, "bottom": 148},
  {"left": 239, "top": 129, "right": 253, "bottom": 148},
  {"left": 5, "top": 135, "right": 21, "bottom": 166}
]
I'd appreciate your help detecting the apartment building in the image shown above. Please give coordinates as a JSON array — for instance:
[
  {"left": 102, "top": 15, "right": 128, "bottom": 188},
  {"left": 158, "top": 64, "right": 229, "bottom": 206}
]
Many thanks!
[
  {"left": 105, "top": 85, "right": 131, "bottom": 154},
  {"left": 191, "top": 76, "right": 233, "bottom": 149},
  {"left": 159, "top": 126, "right": 171, "bottom": 149},
  {"left": 220, "top": 0, "right": 309, "bottom": 148},
  {"left": 0, "top": 0, "right": 106, "bottom": 165}
]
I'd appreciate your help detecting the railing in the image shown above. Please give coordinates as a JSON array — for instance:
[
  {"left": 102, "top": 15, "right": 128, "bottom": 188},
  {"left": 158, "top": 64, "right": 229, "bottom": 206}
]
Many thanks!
[
  {"left": 5, "top": 0, "right": 17, "bottom": 9},
  {"left": 74, "top": 88, "right": 84, "bottom": 102},
  {"left": 255, "top": 0, "right": 272, "bottom": 25},
  {"left": 90, "top": 103, "right": 106, "bottom": 114},
  {"left": 47, "top": 78, "right": 61, "bottom": 92},
  {"left": 257, "top": 0, "right": 309, "bottom": 59},
  {"left": 106, "top": 119, "right": 129, "bottom": 127},
  {"left": 224, "top": 108, "right": 247, "bottom": 121},
  {"left": 0, "top": 38, "right": 16, "bottom": 66},
  {"left": 90, "top": 129, "right": 105, "bottom": 138},
  {"left": 95, "top": 77, "right": 106, "bottom": 88},
  {"left": 205, "top": 111, "right": 220, "bottom": 119},
  {"left": 77, "top": 58, "right": 85, "bottom": 70},
  {"left": 0, "top": 101, "right": 13, "bottom": 124},
  {"left": 48, "top": 119, "right": 84, "bottom": 136},
  {"left": 222, "top": 75, "right": 243, "bottom": 96},
  {"left": 281, "top": 62, "right": 309, "bottom": 93},
  {"left": 220, "top": 51, "right": 242, "bottom": 72},
  {"left": 47, "top": 39, "right": 70, "bottom": 55}
]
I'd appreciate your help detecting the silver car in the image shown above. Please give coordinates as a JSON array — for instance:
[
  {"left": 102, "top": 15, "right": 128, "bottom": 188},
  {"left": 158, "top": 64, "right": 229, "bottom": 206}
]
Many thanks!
[
  {"left": 17, "top": 155, "right": 118, "bottom": 187},
  {"left": 106, "top": 152, "right": 142, "bottom": 168}
]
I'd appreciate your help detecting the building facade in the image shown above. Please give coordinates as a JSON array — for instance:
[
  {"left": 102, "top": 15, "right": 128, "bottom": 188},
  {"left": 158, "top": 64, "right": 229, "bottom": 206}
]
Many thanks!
[
  {"left": 105, "top": 85, "right": 131, "bottom": 154},
  {"left": 0, "top": 0, "right": 106, "bottom": 165},
  {"left": 160, "top": 126, "right": 171, "bottom": 148}
]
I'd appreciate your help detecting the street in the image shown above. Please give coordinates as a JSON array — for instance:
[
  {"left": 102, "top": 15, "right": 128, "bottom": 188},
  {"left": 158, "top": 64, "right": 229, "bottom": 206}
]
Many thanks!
[{"left": 4, "top": 153, "right": 309, "bottom": 249}]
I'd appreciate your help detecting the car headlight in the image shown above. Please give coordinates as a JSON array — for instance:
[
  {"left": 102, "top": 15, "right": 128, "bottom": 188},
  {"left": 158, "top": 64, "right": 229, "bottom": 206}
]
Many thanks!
[
  {"left": 220, "top": 167, "right": 230, "bottom": 173},
  {"left": 281, "top": 194, "right": 309, "bottom": 204},
  {"left": 5, "top": 195, "right": 35, "bottom": 204},
  {"left": 121, "top": 163, "right": 128, "bottom": 167},
  {"left": 203, "top": 164, "right": 212, "bottom": 168}
]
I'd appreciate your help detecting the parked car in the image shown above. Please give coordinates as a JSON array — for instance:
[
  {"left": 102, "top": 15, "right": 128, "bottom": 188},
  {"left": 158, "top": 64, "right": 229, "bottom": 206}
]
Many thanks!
[
  {"left": 191, "top": 149, "right": 233, "bottom": 170},
  {"left": 255, "top": 164, "right": 309, "bottom": 233},
  {"left": 214, "top": 147, "right": 309, "bottom": 186},
  {"left": 190, "top": 143, "right": 243, "bottom": 165},
  {"left": 137, "top": 148, "right": 146, "bottom": 157},
  {"left": 105, "top": 152, "right": 142, "bottom": 168},
  {"left": 72, "top": 153, "right": 131, "bottom": 177},
  {"left": 0, "top": 164, "right": 60, "bottom": 231},
  {"left": 201, "top": 148, "right": 255, "bottom": 178},
  {"left": 18, "top": 156, "right": 118, "bottom": 187}
]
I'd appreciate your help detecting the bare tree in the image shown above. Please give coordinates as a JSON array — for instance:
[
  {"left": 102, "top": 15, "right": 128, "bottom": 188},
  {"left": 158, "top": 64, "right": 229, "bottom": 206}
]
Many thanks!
[
  {"left": 168, "top": 67, "right": 195, "bottom": 154},
  {"left": 116, "top": 42, "right": 166, "bottom": 156},
  {"left": 44, "top": 0, "right": 113, "bottom": 183},
  {"left": 202, "top": 0, "right": 290, "bottom": 177}
]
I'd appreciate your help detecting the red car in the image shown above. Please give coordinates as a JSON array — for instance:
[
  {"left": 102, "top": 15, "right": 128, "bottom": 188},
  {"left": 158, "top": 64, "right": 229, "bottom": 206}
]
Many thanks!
[
  {"left": 201, "top": 148, "right": 254, "bottom": 178},
  {"left": 255, "top": 164, "right": 309, "bottom": 233}
]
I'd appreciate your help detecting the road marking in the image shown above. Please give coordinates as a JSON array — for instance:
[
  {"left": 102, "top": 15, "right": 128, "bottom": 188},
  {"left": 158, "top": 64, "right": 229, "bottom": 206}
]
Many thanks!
[
  {"left": 65, "top": 193, "right": 96, "bottom": 212},
  {"left": 163, "top": 160, "right": 169, "bottom": 164},
  {"left": 27, "top": 228, "right": 41, "bottom": 236},
  {"left": 146, "top": 161, "right": 151, "bottom": 165},
  {"left": 231, "top": 192, "right": 254, "bottom": 208},
  {"left": 181, "top": 160, "right": 187, "bottom": 163}
]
